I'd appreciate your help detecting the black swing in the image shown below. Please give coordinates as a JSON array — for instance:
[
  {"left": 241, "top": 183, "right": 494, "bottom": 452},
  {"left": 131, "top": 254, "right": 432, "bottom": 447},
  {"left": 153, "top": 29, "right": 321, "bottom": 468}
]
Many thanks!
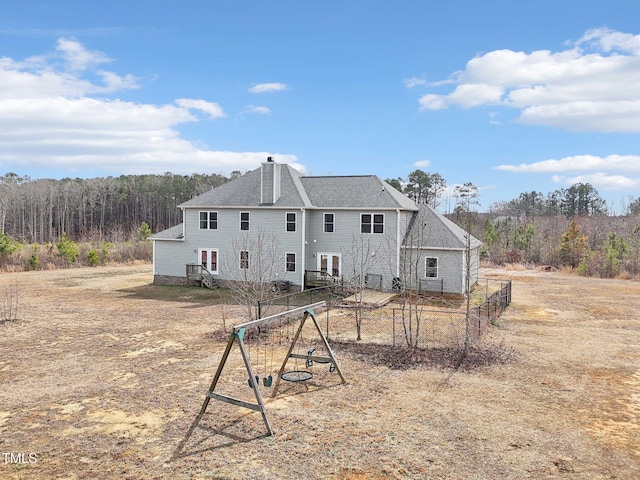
[{"left": 305, "top": 347, "right": 337, "bottom": 373}]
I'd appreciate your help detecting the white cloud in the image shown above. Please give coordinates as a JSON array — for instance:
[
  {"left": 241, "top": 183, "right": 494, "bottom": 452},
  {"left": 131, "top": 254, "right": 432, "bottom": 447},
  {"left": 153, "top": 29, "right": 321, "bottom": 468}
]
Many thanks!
[
  {"left": 245, "top": 105, "right": 271, "bottom": 114},
  {"left": 55, "top": 37, "right": 112, "bottom": 71},
  {"left": 417, "top": 28, "right": 640, "bottom": 132},
  {"left": 413, "top": 160, "right": 431, "bottom": 168},
  {"left": 403, "top": 77, "right": 428, "bottom": 88},
  {"left": 248, "top": 82, "right": 289, "bottom": 93},
  {"left": 0, "top": 39, "right": 302, "bottom": 177},
  {"left": 494, "top": 154, "right": 640, "bottom": 192},
  {"left": 495, "top": 154, "right": 640, "bottom": 173},
  {"left": 552, "top": 173, "right": 640, "bottom": 190},
  {"left": 175, "top": 98, "right": 225, "bottom": 119}
]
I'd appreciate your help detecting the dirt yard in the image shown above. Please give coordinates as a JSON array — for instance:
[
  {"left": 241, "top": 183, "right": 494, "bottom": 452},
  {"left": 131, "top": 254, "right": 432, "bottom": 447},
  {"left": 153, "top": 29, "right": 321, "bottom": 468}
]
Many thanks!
[{"left": 0, "top": 264, "right": 638, "bottom": 479}]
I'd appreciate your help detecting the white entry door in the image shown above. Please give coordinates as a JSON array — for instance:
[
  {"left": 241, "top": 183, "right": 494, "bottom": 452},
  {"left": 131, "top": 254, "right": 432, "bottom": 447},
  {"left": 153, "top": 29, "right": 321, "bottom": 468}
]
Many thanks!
[
  {"left": 317, "top": 253, "right": 340, "bottom": 277},
  {"left": 198, "top": 248, "right": 219, "bottom": 274}
]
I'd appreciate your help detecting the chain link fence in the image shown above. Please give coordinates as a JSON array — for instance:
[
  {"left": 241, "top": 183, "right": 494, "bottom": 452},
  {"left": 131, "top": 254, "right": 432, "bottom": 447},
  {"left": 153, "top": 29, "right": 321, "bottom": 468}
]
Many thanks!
[
  {"left": 256, "top": 280, "right": 513, "bottom": 359},
  {"left": 324, "top": 306, "right": 467, "bottom": 350}
]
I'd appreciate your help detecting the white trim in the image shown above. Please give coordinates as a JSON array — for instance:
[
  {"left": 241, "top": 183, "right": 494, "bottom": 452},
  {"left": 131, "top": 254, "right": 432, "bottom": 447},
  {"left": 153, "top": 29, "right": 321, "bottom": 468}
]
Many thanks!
[
  {"left": 285, "top": 252, "right": 296, "bottom": 272},
  {"left": 239, "top": 211, "right": 250, "bottom": 231},
  {"left": 424, "top": 256, "right": 439, "bottom": 279},
  {"left": 285, "top": 211, "right": 297, "bottom": 232},
  {"left": 401, "top": 245, "right": 468, "bottom": 252},
  {"left": 198, "top": 248, "right": 219, "bottom": 275},
  {"left": 323, "top": 212, "right": 335, "bottom": 233},
  {"left": 301, "top": 208, "right": 306, "bottom": 288},
  {"left": 396, "top": 209, "right": 400, "bottom": 277},
  {"left": 360, "top": 212, "right": 385, "bottom": 234},
  {"left": 181, "top": 205, "right": 417, "bottom": 211},
  {"left": 316, "top": 252, "right": 341, "bottom": 277},
  {"left": 239, "top": 250, "right": 249, "bottom": 270},
  {"left": 199, "top": 210, "right": 218, "bottom": 230}
]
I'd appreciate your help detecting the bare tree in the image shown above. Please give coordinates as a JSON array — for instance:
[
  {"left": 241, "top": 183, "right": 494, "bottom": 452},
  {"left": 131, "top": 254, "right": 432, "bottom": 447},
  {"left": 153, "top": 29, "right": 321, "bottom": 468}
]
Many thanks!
[
  {"left": 454, "top": 182, "right": 480, "bottom": 356},
  {"left": 226, "top": 229, "right": 284, "bottom": 321},
  {"left": 0, "top": 279, "right": 22, "bottom": 323},
  {"left": 341, "top": 234, "right": 380, "bottom": 341}
]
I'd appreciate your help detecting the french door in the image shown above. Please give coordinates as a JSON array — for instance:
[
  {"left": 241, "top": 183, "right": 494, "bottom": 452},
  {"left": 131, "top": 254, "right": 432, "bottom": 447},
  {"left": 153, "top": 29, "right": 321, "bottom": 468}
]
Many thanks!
[
  {"left": 317, "top": 253, "right": 340, "bottom": 277},
  {"left": 198, "top": 248, "right": 219, "bottom": 274}
]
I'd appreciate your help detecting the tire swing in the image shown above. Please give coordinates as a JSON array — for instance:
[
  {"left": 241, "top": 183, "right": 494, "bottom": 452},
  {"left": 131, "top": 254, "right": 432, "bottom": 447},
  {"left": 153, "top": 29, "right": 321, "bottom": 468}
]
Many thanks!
[
  {"left": 280, "top": 323, "right": 312, "bottom": 383},
  {"left": 280, "top": 370, "right": 313, "bottom": 382}
]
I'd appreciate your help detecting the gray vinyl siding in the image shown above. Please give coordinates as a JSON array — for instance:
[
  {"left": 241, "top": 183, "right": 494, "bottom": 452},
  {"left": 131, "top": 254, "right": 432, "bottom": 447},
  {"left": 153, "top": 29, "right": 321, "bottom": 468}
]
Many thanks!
[
  {"left": 305, "top": 209, "right": 402, "bottom": 289},
  {"left": 399, "top": 245, "right": 481, "bottom": 295},
  {"left": 153, "top": 239, "right": 191, "bottom": 278},
  {"left": 413, "top": 248, "right": 463, "bottom": 294},
  {"left": 155, "top": 207, "right": 304, "bottom": 285}
]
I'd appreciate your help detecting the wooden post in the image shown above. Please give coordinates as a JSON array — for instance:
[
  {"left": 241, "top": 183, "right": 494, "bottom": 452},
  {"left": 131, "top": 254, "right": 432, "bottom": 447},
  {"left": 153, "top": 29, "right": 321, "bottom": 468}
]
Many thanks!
[{"left": 200, "top": 301, "right": 342, "bottom": 437}]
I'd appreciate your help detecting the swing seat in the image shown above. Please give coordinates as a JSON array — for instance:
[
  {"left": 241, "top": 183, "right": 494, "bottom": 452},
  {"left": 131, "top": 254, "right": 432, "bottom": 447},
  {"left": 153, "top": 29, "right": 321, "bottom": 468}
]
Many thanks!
[
  {"left": 280, "top": 370, "right": 313, "bottom": 382},
  {"left": 247, "top": 375, "right": 260, "bottom": 388},
  {"left": 263, "top": 375, "right": 273, "bottom": 387}
]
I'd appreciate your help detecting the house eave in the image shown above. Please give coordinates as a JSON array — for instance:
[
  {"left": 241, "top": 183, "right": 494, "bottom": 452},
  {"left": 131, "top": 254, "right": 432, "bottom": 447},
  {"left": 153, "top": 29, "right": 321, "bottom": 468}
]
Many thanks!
[{"left": 401, "top": 245, "right": 474, "bottom": 252}]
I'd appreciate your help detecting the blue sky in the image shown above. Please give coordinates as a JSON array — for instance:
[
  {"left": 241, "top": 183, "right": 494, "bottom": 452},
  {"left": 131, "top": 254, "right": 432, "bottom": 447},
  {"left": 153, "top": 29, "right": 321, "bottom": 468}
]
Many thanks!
[{"left": 2, "top": 1, "right": 640, "bottom": 212}]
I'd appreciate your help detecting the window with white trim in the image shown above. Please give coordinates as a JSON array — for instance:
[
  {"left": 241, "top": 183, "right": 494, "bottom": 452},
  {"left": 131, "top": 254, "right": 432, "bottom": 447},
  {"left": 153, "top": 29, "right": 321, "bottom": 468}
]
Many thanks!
[
  {"left": 324, "top": 213, "right": 334, "bottom": 233},
  {"left": 285, "top": 253, "right": 296, "bottom": 272},
  {"left": 286, "top": 212, "right": 296, "bottom": 232},
  {"left": 240, "top": 250, "right": 249, "bottom": 269},
  {"left": 199, "top": 211, "right": 218, "bottom": 230},
  {"left": 425, "top": 257, "right": 438, "bottom": 278},
  {"left": 361, "top": 213, "right": 384, "bottom": 233},
  {"left": 240, "top": 212, "right": 250, "bottom": 231}
]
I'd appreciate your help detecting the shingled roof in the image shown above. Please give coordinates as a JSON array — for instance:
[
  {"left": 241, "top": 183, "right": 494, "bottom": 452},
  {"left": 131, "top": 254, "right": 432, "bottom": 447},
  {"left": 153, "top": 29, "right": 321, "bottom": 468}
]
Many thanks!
[
  {"left": 179, "top": 163, "right": 418, "bottom": 210},
  {"left": 403, "top": 205, "right": 483, "bottom": 250},
  {"left": 179, "top": 163, "right": 312, "bottom": 208}
]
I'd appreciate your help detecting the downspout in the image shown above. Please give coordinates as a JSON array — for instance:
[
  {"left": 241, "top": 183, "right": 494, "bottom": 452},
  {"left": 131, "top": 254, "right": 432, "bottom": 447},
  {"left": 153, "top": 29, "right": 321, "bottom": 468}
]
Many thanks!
[
  {"left": 396, "top": 209, "right": 401, "bottom": 278},
  {"left": 181, "top": 207, "right": 186, "bottom": 237},
  {"left": 301, "top": 207, "right": 306, "bottom": 290},
  {"left": 152, "top": 239, "right": 156, "bottom": 276}
]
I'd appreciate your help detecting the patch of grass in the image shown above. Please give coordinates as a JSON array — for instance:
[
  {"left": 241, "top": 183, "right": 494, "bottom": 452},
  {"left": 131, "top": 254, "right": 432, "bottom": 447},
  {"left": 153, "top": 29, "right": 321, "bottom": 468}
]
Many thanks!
[{"left": 118, "top": 284, "right": 236, "bottom": 304}]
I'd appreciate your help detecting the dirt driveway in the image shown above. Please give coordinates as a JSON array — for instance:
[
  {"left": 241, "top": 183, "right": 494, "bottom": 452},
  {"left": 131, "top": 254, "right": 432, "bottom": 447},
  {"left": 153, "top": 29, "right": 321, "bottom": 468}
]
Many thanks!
[{"left": 0, "top": 265, "right": 638, "bottom": 479}]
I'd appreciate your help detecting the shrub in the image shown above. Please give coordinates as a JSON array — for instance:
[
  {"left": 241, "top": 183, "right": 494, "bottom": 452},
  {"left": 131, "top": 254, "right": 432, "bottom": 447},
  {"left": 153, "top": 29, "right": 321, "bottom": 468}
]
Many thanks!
[
  {"left": 137, "top": 222, "right": 152, "bottom": 240},
  {"left": 57, "top": 233, "right": 79, "bottom": 266},
  {"left": 87, "top": 249, "right": 100, "bottom": 267},
  {"left": 27, "top": 253, "right": 39, "bottom": 271},
  {"left": 0, "top": 233, "right": 18, "bottom": 257}
]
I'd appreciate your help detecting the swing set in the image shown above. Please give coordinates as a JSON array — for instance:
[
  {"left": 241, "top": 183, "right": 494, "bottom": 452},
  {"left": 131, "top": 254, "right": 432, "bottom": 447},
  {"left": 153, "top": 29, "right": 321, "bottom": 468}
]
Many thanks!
[{"left": 199, "top": 301, "right": 345, "bottom": 436}]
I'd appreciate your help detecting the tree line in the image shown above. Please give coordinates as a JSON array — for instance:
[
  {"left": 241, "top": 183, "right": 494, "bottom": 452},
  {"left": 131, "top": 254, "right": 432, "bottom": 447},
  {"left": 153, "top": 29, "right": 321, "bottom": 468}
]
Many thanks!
[
  {"left": 387, "top": 170, "right": 640, "bottom": 279},
  {"left": 2, "top": 166, "right": 640, "bottom": 278},
  {"left": 0, "top": 171, "right": 233, "bottom": 243}
]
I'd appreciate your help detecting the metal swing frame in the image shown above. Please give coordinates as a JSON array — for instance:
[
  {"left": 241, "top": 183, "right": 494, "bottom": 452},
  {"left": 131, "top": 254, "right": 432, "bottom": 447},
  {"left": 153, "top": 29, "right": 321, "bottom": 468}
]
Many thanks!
[{"left": 199, "top": 301, "right": 345, "bottom": 436}]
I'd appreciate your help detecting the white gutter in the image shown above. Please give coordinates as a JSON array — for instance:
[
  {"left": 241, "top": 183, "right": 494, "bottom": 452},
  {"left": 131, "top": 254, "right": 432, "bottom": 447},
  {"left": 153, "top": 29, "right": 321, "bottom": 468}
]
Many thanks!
[
  {"left": 181, "top": 207, "right": 186, "bottom": 237},
  {"left": 396, "top": 209, "right": 401, "bottom": 278},
  {"left": 401, "top": 245, "right": 467, "bottom": 252},
  {"left": 301, "top": 207, "right": 306, "bottom": 290}
]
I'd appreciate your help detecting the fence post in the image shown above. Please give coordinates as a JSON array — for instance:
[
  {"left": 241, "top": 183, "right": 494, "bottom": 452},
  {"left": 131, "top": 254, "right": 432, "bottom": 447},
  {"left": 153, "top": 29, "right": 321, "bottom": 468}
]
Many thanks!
[{"left": 392, "top": 309, "right": 396, "bottom": 347}]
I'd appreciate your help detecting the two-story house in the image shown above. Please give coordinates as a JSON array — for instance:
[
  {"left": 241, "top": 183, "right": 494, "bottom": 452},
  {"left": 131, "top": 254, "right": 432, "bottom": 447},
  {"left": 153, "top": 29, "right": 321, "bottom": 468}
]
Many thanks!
[{"left": 150, "top": 159, "right": 481, "bottom": 294}]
